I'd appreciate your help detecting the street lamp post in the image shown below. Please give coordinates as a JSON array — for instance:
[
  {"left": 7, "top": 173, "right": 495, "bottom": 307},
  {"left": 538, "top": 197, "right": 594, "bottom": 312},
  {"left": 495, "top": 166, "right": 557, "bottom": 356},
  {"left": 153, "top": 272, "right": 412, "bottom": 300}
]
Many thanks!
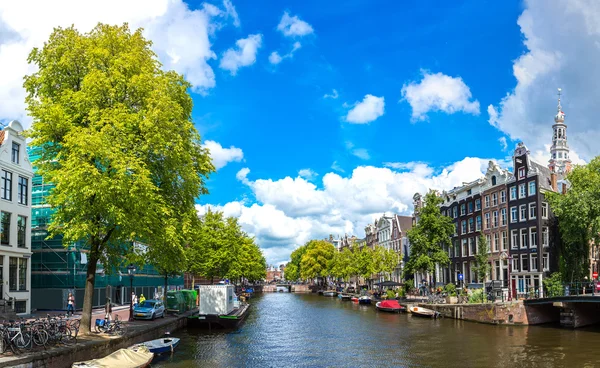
[{"left": 127, "top": 264, "right": 136, "bottom": 322}]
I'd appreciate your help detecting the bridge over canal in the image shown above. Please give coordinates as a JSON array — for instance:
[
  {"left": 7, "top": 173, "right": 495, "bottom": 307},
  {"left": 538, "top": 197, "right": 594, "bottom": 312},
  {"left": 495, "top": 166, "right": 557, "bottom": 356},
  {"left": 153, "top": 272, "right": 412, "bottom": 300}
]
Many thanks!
[{"left": 524, "top": 295, "right": 600, "bottom": 328}]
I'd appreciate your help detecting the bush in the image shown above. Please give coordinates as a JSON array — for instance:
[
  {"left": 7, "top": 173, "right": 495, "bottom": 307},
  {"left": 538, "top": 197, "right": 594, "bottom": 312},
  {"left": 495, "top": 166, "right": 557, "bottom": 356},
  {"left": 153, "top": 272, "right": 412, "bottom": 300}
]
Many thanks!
[
  {"left": 543, "top": 272, "right": 563, "bottom": 297},
  {"left": 468, "top": 289, "right": 485, "bottom": 304},
  {"left": 398, "top": 288, "right": 406, "bottom": 298},
  {"left": 386, "top": 289, "right": 396, "bottom": 299},
  {"left": 444, "top": 283, "right": 457, "bottom": 297},
  {"left": 403, "top": 279, "right": 413, "bottom": 295}
]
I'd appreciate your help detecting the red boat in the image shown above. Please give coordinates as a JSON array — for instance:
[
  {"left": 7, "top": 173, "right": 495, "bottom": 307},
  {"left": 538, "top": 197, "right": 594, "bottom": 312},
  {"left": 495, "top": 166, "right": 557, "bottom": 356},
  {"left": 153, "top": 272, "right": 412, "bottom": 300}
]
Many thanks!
[
  {"left": 351, "top": 297, "right": 359, "bottom": 303},
  {"left": 375, "top": 300, "right": 405, "bottom": 313}
]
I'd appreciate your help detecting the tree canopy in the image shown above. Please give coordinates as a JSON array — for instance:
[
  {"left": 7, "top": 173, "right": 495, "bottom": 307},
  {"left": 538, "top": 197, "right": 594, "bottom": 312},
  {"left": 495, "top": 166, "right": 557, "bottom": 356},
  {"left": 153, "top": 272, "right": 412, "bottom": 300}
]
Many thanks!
[
  {"left": 24, "top": 23, "right": 214, "bottom": 333},
  {"left": 300, "top": 240, "right": 336, "bottom": 279},
  {"left": 473, "top": 234, "right": 491, "bottom": 283},
  {"left": 403, "top": 191, "right": 455, "bottom": 284},
  {"left": 546, "top": 158, "right": 600, "bottom": 282}
]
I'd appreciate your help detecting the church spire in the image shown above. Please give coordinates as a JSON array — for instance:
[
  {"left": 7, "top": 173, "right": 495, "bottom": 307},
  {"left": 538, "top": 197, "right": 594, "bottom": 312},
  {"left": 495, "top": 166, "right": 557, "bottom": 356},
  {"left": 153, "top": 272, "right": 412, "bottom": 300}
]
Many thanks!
[{"left": 548, "top": 88, "right": 571, "bottom": 174}]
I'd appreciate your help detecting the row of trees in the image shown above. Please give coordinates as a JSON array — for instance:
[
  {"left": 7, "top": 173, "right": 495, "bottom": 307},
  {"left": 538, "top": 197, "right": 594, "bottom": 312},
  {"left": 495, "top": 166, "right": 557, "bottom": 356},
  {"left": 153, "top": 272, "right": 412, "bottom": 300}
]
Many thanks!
[
  {"left": 24, "top": 23, "right": 265, "bottom": 333},
  {"left": 284, "top": 239, "right": 399, "bottom": 283}
]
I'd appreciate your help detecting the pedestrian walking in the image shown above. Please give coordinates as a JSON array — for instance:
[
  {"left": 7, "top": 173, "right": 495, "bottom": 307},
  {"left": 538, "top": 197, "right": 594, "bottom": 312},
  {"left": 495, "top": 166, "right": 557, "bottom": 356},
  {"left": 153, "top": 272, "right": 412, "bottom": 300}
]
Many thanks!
[
  {"left": 139, "top": 293, "right": 146, "bottom": 305},
  {"left": 105, "top": 297, "right": 112, "bottom": 322},
  {"left": 67, "top": 292, "right": 75, "bottom": 317}
]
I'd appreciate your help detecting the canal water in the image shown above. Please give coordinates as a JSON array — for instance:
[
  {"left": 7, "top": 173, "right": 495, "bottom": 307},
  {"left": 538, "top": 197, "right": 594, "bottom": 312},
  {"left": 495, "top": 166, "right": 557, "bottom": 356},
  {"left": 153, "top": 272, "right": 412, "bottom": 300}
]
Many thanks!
[{"left": 154, "top": 293, "right": 600, "bottom": 367}]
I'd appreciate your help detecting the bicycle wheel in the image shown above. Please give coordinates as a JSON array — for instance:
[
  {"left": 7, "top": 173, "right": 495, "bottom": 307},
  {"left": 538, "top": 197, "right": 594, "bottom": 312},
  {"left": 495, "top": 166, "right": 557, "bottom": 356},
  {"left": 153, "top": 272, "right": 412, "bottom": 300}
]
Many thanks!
[
  {"left": 15, "top": 332, "right": 31, "bottom": 349},
  {"left": 113, "top": 324, "right": 126, "bottom": 336},
  {"left": 33, "top": 329, "right": 48, "bottom": 347},
  {"left": 0, "top": 332, "right": 6, "bottom": 354}
]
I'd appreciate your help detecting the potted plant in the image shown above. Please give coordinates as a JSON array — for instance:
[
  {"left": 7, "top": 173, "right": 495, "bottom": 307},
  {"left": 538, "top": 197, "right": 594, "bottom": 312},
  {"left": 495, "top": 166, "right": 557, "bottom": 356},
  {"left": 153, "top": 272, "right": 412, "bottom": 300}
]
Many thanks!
[{"left": 444, "top": 283, "right": 458, "bottom": 304}]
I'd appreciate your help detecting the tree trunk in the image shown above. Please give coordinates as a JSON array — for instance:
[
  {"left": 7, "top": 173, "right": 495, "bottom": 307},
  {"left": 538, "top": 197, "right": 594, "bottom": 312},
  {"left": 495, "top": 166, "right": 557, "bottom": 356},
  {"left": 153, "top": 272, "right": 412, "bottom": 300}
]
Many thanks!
[
  {"left": 80, "top": 248, "right": 98, "bottom": 335},
  {"left": 163, "top": 274, "right": 168, "bottom": 305},
  {"left": 191, "top": 274, "right": 195, "bottom": 290}
]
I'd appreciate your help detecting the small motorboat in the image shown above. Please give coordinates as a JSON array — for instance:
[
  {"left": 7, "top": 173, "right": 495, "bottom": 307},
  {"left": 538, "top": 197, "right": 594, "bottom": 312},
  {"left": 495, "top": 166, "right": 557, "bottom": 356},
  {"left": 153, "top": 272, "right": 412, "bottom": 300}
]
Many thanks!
[
  {"left": 351, "top": 297, "right": 359, "bottom": 303},
  {"left": 130, "top": 336, "right": 180, "bottom": 355},
  {"left": 72, "top": 345, "right": 153, "bottom": 368},
  {"left": 340, "top": 294, "right": 352, "bottom": 301},
  {"left": 323, "top": 290, "right": 337, "bottom": 297},
  {"left": 375, "top": 300, "right": 405, "bottom": 313},
  {"left": 358, "top": 296, "right": 372, "bottom": 305},
  {"left": 410, "top": 306, "right": 441, "bottom": 318}
]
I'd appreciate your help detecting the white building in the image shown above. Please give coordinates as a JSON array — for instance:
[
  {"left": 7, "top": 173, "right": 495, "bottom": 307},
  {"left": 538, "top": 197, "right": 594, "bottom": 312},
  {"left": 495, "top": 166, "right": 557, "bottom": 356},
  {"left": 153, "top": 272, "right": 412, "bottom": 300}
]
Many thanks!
[{"left": 0, "top": 121, "right": 33, "bottom": 315}]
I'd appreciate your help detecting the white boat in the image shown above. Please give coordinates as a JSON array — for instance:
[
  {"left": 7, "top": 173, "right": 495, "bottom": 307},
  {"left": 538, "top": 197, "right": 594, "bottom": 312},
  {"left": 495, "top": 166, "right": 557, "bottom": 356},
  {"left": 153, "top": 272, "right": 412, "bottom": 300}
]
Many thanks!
[
  {"left": 322, "top": 291, "right": 337, "bottom": 297},
  {"left": 358, "top": 295, "right": 372, "bottom": 305},
  {"left": 410, "top": 306, "right": 440, "bottom": 318},
  {"left": 72, "top": 346, "right": 153, "bottom": 368},
  {"left": 130, "top": 337, "right": 180, "bottom": 354}
]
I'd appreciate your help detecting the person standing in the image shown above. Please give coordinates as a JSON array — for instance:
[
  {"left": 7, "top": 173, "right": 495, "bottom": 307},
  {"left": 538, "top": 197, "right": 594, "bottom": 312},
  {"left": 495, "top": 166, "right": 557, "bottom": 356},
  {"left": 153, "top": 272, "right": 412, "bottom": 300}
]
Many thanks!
[
  {"left": 105, "top": 297, "right": 112, "bottom": 322},
  {"left": 67, "top": 292, "right": 75, "bottom": 317},
  {"left": 139, "top": 293, "right": 146, "bottom": 305}
]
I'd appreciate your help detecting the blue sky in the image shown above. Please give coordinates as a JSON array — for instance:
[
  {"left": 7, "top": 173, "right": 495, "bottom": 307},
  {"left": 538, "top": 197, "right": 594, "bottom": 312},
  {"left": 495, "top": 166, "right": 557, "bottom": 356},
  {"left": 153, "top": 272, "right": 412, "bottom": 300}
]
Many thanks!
[{"left": 1, "top": 0, "right": 599, "bottom": 264}]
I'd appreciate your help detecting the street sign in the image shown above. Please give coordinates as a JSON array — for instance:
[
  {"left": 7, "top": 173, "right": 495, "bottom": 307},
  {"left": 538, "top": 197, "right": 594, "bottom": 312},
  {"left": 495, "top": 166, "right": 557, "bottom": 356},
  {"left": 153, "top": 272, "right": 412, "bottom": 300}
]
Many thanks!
[
  {"left": 458, "top": 273, "right": 464, "bottom": 281},
  {"left": 593, "top": 272, "right": 598, "bottom": 279}
]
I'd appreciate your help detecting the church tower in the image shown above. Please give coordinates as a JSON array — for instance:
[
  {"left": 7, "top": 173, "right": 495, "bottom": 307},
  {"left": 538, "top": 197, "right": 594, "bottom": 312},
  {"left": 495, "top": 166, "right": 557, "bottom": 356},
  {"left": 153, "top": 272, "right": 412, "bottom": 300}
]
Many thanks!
[{"left": 548, "top": 88, "right": 572, "bottom": 174}]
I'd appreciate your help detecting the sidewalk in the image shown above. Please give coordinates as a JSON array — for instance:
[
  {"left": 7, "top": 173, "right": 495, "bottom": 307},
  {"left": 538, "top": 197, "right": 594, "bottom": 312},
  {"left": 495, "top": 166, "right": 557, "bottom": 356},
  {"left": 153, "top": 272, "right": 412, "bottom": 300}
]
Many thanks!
[{"left": 29, "top": 305, "right": 132, "bottom": 322}]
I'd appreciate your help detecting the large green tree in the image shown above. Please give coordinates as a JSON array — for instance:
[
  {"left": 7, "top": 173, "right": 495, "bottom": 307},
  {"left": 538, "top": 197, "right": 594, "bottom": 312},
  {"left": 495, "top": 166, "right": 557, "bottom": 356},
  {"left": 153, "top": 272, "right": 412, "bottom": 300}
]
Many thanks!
[
  {"left": 547, "top": 158, "right": 600, "bottom": 282},
  {"left": 24, "top": 24, "right": 214, "bottom": 333},
  {"left": 300, "top": 240, "right": 336, "bottom": 280},
  {"left": 285, "top": 244, "right": 308, "bottom": 281},
  {"left": 473, "top": 234, "right": 491, "bottom": 284},
  {"left": 404, "top": 191, "right": 455, "bottom": 287}
]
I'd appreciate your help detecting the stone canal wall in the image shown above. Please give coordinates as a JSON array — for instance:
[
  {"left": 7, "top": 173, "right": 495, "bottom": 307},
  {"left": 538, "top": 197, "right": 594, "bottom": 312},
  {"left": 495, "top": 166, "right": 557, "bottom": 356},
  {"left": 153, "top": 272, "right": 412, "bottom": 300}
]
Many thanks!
[
  {"left": 0, "top": 313, "right": 190, "bottom": 368},
  {"left": 418, "top": 302, "right": 559, "bottom": 325},
  {"left": 262, "top": 285, "right": 310, "bottom": 293}
]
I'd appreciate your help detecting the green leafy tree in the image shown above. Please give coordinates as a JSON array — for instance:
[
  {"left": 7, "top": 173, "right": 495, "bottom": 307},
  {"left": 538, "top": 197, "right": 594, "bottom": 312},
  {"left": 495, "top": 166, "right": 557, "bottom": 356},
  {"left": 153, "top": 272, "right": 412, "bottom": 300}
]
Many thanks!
[
  {"left": 285, "top": 244, "right": 308, "bottom": 282},
  {"left": 404, "top": 191, "right": 455, "bottom": 287},
  {"left": 546, "top": 158, "right": 600, "bottom": 282},
  {"left": 24, "top": 24, "right": 214, "bottom": 333},
  {"left": 300, "top": 240, "right": 336, "bottom": 280},
  {"left": 356, "top": 246, "right": 375, "bottom": 281},
  {"left": 341, "top": 247, "right": 357, "bottom": 282},
  {"left": 474, "top": 234, "right": 491, "bottom": 284},
  {"left": 543, "top": 272, "right": 564, "bottom": 297}
]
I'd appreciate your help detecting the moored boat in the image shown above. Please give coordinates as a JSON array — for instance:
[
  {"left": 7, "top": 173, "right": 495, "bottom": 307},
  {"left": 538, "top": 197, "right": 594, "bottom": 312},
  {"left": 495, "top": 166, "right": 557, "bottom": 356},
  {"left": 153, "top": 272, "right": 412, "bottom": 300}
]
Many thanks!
[
  {"left": 351, "top": 297, "right": 359, "bottom": 303},
  {"left": 188, "top": 285, "right": 251, "bottom": 329},
  {"left": 323, "top": 290, "right": 337, "bottom": 297},
  {"left": 410, "top": 306, "right": 441, "bottom": 318},
  {"left": 340, "top": 294, "right": 352, "bottom": 301},
  {"left": 375, "top": 300, "right": 405, "bottom": 313},
  {"left": 130, "top": 336, "right": 180, "bottom": 355},
  {"left": 358, "top": 296, "right": 372, "bottom": 305},
  {"left": 72, "top": 346, "right": 153, "bottom": 368}
]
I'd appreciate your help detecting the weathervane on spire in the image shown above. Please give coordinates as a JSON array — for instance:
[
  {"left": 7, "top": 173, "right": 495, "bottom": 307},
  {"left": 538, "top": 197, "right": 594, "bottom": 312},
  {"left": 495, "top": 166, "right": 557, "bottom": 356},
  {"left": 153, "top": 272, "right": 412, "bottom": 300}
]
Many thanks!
[{"left": 557, "top": 87, "right": 562, "bottom": 111}]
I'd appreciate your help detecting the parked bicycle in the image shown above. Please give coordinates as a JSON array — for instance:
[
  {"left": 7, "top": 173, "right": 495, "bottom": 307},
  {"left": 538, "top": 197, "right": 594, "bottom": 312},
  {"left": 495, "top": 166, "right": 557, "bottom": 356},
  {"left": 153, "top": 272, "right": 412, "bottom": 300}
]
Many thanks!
[{"left": 94, "top": 314, "right": 127, "bottom": 336}]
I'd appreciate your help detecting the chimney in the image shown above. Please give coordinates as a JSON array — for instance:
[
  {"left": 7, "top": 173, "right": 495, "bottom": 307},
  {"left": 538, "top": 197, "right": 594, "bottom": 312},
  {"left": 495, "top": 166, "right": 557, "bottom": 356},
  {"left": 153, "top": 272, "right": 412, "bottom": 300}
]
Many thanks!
[
  {"left": 562, "top": 182, "right": 567, "bottom": 195},
  {"left": 550, "top": 172, "right": 557, "bottom": 192}
]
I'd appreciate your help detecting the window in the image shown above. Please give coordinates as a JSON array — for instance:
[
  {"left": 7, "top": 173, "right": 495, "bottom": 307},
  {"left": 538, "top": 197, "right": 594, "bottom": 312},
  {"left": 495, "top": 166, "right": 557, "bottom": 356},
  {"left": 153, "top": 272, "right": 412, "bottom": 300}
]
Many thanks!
[
  {"left": 520, "top": 205, "right": 527, "bottom": 221},
  {"left": 442, "top": 210, "right": 446, "bottom": 217},
  {"left": 17, "top": 176, "right": 27, "bottom": 205},
  {"left": 468, "top": 202, "right": 473, "bottom": 214},
  {"left": 468, "top": 218, "right": 474, "bottom": 233},
  {"left": 531, "top": 254, "right": 538, "bottom": 271},
  {"left": 530, "top": 228, "right": 537, "bottom": 248},
  {"left": 476, "top": 215, "right": 482, "bottom": 231},
  {"left": 454, "top": 223, "right": 458, "bottom": 235},
  {"left": 512, "top": 258, "right": 519, "bottom": 272},
  {"left": 493, "top": 233, "right": 500, "bottom": 252},
  {"left": 541, "top": 202, "right": 548, "bottom": 219},
  {"left": 510, "top": 207, "right": 518, "bottom": 223},
  {"left": 484, "top": 213, "right": 490, "bottom": 229},
  {"left": 520, "top": 229, "right": 528, "bottom": 248},
  {"left": 492, "top": 211, "right": 498, "bottom": 228},
  {"left": 486, "top": 234, "right": 491, "bottom": 251},
  {"left": 14, "top": 301, "right": 26, "bottom": 314},
  {"left": 502, "top": 231, "right": 508, "bottom": 251},
  {"left": 460, "top": 221, "right": 466, "bottom": 234},
  {"left": 0, "top": 212, "right": 10, "bottom": 245},
  {"left": 454, "top": 240, "right": 460, "bottom": 258},
  {"left": 469, "top": 237, "right": 476, "bottom": 256},
  {"left": 529, "top": 181, "right": 536, "bottom": 196},
  {"left": 519, "top": 184, "right": 526, "bottom": 198},
  {"left": 492, "top": 176, "right": 497, "bottom": 186},
  {"left": 500, "top": 190, "right": 506, "bottom": 203},
  {"left": 529, "top": 203, "right": 537, "bottom": 219},
  {"left": 460, "top": 204, "right": 466, "bottom": 216},
  {"left": 453, "top": 207, "right": 457, "bottom": 218},
  {"left": 1, "top": 170, "right": 12, "bottom": 201},
  {"left": 500, "top": 208, "right": 507, "bottom": 226},
  {"left": 521, "top": 254, "right": 529, "bottom": 271},
  {"left": 467, "top": 189, "right": 472, "bottom": 195},
  {"left": 492, "top": 193, "right": 498, "bottom": 206},
  {"left": 475, "top": 199, "right": 481, "bottom": 211},
  {"left": 18, "top": 258, "right": 26, "bottom": 291},
  {"left": 518, "top": 167, "right": 526, "bottom": 179},
  {"left": 542, "top": 227, "right": 549, "bottom": 247},
  {"left": 9, "top": 257, "right": 17, "bottom": 291},
  {"left": 543, "top": 253, "right": 549, "bottom": 271},
  {"left": 484, "top": 196, "right": 490, "bottom": 208},
  {"left": 462, "top": 239, "right": 468, "bottom": 257},
  {"left": 509, "top": 186, "right": 517, "bottom": 201},
  {"left": 17, "top": 216, "right": 26, "bottom": 248},
  {"left": 511, "top": 230, "right": 518, "bottom": 249},
  {"left": 11, "top": 142, "right": 19, "bottom": 164}
]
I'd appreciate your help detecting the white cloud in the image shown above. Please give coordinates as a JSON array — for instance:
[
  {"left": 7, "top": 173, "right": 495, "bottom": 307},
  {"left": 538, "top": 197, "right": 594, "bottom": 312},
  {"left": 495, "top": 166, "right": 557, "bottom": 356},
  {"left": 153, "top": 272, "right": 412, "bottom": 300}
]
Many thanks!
[
  {"left": 203, "top": 140, "right": 244, "bottom": 170},
  {"left": 487, "top": 0, "right": 600, "bottom": 161},
  {"left": 530, "top": 144, "right": 586, "bottom": 168},
  {"left": 219, "top": 34, "right": 262, "bottom": 75},
  {"left": 324, "top": 89, "right": 339, "bottom": 99},
  {"left": 499, "top": 137, "right": 508, "bottom": 151},
  {"left": 0, "top": 0, "right": 240, "bottom": 124},
  {"left": 236, "top": 167, "right": 250, "bottom": 185},
  {"left": 277, "top": 11, "right": 314, "bottom": 37},
  {"left": 331, "top": 161, "right": 344, "bottom": 173},
  {"left": 201, "top": 156, "right": 502, "bottom": 264},
  {"left": 345, "top": 94, "right": 385, "bottom": 124},
  {"left": 298, "top": 169, "right": 318, "bottom": 180},
  {"left": 401, "top": 71, "right": 480, "bottom": 121},
  {"left": 351, "top": 148, "right": 370, "bottom": 160},
  {"left": 268, "top": 41, "right": 301, "bottom": 65},
  {"left": 222, "top": 0, "right": 240, "bottom": 27}
]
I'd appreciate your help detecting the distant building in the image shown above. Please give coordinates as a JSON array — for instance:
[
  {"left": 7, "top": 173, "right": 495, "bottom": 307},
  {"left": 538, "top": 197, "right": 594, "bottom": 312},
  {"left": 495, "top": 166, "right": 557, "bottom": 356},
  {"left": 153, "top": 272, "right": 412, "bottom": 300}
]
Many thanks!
[{"left": 266, "top": 265, "right": 283, "bottom": 283}]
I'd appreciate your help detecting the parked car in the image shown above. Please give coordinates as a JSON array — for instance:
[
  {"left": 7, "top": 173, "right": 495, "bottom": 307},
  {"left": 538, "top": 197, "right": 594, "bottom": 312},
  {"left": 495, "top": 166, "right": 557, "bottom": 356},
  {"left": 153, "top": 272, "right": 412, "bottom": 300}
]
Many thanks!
[{"left": 133, "top": 299, "right": 165, "bottom": 320}]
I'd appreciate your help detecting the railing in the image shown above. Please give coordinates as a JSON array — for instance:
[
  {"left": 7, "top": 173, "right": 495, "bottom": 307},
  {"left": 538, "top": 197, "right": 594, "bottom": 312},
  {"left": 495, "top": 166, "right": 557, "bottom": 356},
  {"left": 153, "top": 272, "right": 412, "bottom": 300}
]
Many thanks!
[{"left": 544, "top": 282, "right": 600, "bottom": 298}]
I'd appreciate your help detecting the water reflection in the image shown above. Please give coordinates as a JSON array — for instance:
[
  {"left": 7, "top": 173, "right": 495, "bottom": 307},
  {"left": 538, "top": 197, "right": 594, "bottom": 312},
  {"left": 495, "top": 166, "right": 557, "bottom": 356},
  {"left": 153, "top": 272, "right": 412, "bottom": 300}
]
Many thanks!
[{"left": 153, "top": 293, "right": 600, "bottom": 368}]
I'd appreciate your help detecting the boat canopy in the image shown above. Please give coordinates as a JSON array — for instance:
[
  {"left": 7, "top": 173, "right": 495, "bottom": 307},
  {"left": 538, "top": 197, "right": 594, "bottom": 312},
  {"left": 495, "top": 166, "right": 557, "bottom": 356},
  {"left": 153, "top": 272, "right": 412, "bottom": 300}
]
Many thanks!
[{"left": 379, "top": 300, "right": 401, "bottom": 309}]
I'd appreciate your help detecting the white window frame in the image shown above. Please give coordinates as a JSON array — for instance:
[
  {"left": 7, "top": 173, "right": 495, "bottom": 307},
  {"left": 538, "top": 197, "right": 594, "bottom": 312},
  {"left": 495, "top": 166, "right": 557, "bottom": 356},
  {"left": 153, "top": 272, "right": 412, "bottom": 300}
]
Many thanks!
[
  {"left": 484, "top": 213, "right": 490, "bottom": 229},
  {"left": 542, "top": 226, "right": 549, "bottom": 247},
  {"left": 510, "top": 187, "right": 517, "bottom": 201},
  {"left": 511, "top": 230, "right": 518, "bottom": 249},
  {"left": 492, "top": 211, "right": 498, "bottom": 228},
  {"left": 502, "top": 231, "right": 508, "bottom": 251},
  {"left": 468, "top": 218, "right": 473, "bottom": 233},
  {"left": 541, "top": 202, "right": 548, "bottom": 219},
  {"left": 460, "top": 204, "right": 466, "bottom": 216},
  {"left": 476, "top": 215, "right": 482, "bottom": 231},
  {"left": 510, "top": 207, "right": 517, "bottom": 223},
  {"left": 543, "top": 253, "right": 549, "bottom": 271},
  {"left": 512, "top": 258, "right": 519, "bottom": 272},
  {"left": 530, "top": 254, "right": 538, "bottom": 271},
  {"left": 500, "top": 208, "right": 507, "bottom": 226},
  {"left": 484, "top": 195, "right": 490, "bottom": 208},
  {"left": 529, "top": 202, "right": 536, "bottom": 219},
  {"left": 492, "top": 192, "right": 498, "bottom": 206},
  {"left": 500, "top": 190, "right": 506, "bottom": 203},
  {"left": 493, "top": 233, "right": 499, "bottom": 252},
  {"left": 530, "top": 227, "right": 537, "bottom": 248},
  {"left": 461, "top": 221, "right": 466, "bottom": 234},
  {"left": 528, "top": 181, "right": 536, "bottom": 196},
  {"left": 521, "top": 254, "right": 529, "bottom": 271},
  {"left": 475, "top": 199, "right": 481, "bottom": 211},
  {"left": 520, "top": 228, "right": 528, "bottom": 249},
  {"left": 518, "top": 167, "right": 525, "bottom": 179},
  {"left": 519, "top": 205, "right": 527, "bottom": 222},
  {"left": 519, "top": 184, "right": 526, "bottom": 199}
]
